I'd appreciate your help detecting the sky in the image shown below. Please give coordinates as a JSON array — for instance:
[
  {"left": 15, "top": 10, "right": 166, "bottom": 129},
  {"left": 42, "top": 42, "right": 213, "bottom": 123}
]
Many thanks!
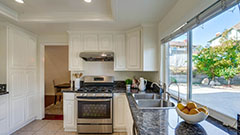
[{"left": 173, "top": 4, "right": 240, "bottom": 47}]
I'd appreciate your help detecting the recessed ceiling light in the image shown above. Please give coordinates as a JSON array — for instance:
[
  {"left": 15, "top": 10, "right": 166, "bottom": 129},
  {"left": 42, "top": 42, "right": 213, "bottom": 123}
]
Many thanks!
[
  {"left": 15, "top": 0, "right": 24, "bottom": 4},
  {"left": 84, "top": 0, "right": 92, "bottom": 3}
]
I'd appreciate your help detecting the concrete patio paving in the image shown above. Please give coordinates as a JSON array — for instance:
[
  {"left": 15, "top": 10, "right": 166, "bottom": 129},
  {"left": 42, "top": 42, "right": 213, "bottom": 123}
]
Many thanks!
[{"left": 169, "top": 84, "right": 240, "bottom": 118}]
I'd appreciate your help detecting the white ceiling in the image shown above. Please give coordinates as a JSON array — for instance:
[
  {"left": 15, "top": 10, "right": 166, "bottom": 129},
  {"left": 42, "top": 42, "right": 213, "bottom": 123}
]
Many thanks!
[{"left": 0, "top": 0, "right": 178, "bottom": 35}]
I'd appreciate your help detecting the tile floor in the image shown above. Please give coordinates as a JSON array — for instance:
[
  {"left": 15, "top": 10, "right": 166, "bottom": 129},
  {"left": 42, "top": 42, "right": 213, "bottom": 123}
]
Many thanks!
[{"left": 12, "top": 120, "right": 126, "bottom": 135}]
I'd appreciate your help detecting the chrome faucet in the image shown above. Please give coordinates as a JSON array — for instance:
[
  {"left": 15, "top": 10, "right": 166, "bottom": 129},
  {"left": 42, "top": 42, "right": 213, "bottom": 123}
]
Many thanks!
[{"left": 166, "top": 82, "right": 181, "bottom": 103}]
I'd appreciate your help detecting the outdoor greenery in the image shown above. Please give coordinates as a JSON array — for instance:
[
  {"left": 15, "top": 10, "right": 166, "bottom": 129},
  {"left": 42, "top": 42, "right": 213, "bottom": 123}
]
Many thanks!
[{"left": 193, "top": 30, "right": 240, "bottom": 85}]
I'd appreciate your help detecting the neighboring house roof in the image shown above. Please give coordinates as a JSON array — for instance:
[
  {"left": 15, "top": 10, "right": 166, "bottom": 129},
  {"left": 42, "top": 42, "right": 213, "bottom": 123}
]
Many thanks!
[{"left": 208, "top": 22, "right": 240, "bottom": 43}]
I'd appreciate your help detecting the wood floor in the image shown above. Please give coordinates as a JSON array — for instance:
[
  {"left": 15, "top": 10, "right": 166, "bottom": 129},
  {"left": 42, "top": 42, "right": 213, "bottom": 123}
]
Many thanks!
[{"left": 12, "top": 120, "right": 127, "bottom": 135}]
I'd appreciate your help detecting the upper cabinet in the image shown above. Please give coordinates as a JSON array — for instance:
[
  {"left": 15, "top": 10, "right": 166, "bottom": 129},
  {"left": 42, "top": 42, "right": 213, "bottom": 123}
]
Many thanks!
[
  {"left": 99, "top": 34, "right": 113, "bottom": 51},
  {"left": 114, "top": 34, "right": 126, "bottom": 71},
  {"left": 126, "top": 30, "right": 142, "bottom": 71},
  {"left": 68, "top": 25, "right": 158, "bottom": 72},
  {"left": 125, "top": 25, "right": 158, "bottom": 71},
  {"left": 83, "top": 34, "right": 98, "bottom": 52},
  {"left": 69, "top": 35, "right": 84, "bottom": 71},
  {"left": 8, "top": 27, "right": 37, "bottom": 69}
]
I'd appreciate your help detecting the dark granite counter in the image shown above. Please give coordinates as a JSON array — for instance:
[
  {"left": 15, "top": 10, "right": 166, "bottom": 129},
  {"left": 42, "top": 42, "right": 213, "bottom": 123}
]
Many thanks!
[
  {"left": 125, "top": 93, "right": 237, "bottom": 135},
  {"left": 0, "top": 91, "right": 9, "bottom": 96}
]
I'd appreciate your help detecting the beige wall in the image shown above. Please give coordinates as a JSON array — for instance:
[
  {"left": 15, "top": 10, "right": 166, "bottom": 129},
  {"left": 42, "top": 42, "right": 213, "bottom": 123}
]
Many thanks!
[{"left": 45, "top": 46, "right": 70, "bottom": 95}]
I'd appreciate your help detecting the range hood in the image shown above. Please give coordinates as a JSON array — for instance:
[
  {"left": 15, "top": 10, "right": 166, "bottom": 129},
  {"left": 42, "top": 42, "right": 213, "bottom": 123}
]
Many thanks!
[{"left": 79, "top": 52, "right": 114, "bottom": 61}]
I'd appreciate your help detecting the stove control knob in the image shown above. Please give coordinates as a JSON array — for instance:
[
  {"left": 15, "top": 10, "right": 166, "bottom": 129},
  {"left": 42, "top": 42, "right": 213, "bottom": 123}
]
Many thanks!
[
  {"left": 102, "top": 93, "right": 105, "bottom": 96},
  {"left": 93, "top": 94, "right": 96, "bottom": 96},
  {"left": 79, "top": 93, "right": 83, "bottom": 96},
  {"left": 84, "top": 93, "right": 87, "bottom": 97}
]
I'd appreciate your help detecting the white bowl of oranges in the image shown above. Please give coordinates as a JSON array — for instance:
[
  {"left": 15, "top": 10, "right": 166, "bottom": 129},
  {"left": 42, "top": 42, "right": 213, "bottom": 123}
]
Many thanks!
[{"left": 176, "top": 102, "right": 209, "bottom": 124}]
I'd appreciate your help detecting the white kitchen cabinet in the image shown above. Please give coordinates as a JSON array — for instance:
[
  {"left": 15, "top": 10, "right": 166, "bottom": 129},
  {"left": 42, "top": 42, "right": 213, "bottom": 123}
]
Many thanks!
[
  {"left": 125, "top": 25, "right": 158, "bottom": 71},
  {"left": 83, "top": 34, "right": 98, "bottom": 51},
  {"left": 99, "top": 34, "right": 113, "bottom": 51},
  {"left": 114, "top": 34, "right": 127, "bottom": 71},
  {"left": 69, "top": 35, "right": 84, "bottom": 71},
  {"left": 125, "top": 95, "right": 134, "bottom": 135},
  {"left": 126, "top": 30, "right": 142, "bottom": 71},
  {"left": 0, "top": 95, "right": 9, "bottom": 135},
  {"left": 113, "top": 93, "right": 126, "bottom": 131},
  {"left": 63, "top": 93, "right": 76, "bottom": 131}
]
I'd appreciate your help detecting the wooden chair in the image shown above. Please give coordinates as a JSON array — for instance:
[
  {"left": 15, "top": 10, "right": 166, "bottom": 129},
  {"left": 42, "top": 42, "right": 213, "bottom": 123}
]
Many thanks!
[{"left": 53, "top": 80, "right": 62, "bottom": 105}]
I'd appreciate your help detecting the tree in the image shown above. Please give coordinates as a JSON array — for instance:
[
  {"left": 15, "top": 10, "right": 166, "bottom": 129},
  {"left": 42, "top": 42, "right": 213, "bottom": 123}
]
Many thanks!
[
  {"left": 193, "top": 46, "right": 221, "bottom": 82},
  {"left": 193, "top": 29, "right": 240, "bottom": 86}
]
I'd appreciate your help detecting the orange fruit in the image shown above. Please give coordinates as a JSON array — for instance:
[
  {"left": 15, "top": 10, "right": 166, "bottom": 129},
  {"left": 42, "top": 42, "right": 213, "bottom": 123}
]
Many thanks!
[
  {"left": 182, "top": 108, "right": 189, "bottom": 114},
  {"left": 197, "top": 107, "right": 208, "bottom": 115},
  {"left": 189, "top": 108, "right": 199, "bottom": 115},
  {"left": 177, "top": 103, "right": 185, "bottom": 111},
  {"left": 187, "top": 102, "right": 197, "bottom": 110}
]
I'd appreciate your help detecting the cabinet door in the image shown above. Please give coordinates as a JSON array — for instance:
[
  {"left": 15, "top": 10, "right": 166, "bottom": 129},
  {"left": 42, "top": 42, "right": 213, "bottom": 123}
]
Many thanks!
[
  {"left": 126, "top": 30, "right": 141, "bottom": 71},
  {"left": 113, "top": 94, "right": 126, "bottom": 131},
  {"left": 8, "top": 28, "right": 28, "bottom": 68},
  {"left": 125, "top": 95, "right": 134, "bottom": 135},
  {"left": 83, "top": 34, "right": 98, "bottom": 51},
  {"left": 0, "top": 95, "right": 9, "bottom": 135},
  {"left": 114, "top": 34, "right": 126, "bottom": 71},
  {"left": 99, "top": 34, "right": 113, "bottom": 51},
  {"left": 63, "top": 100, "right": 76, "bottom": 129},
  {"left": 26, "top": 37, "right": 37, "bottom": 68},
  {"left": 69, "top": 35, "right": 84, "bottom": 71}
]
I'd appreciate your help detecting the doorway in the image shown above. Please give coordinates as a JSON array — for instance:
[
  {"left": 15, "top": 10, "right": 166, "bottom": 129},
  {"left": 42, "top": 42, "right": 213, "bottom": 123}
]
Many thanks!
[{"left": 44, "top": 45, "right": 70, "bottom": 120}]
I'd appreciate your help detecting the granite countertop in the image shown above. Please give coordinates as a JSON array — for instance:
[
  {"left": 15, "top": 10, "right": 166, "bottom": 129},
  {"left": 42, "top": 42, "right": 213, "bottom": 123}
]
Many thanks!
[
  {"left": 0, "top": 91, "right": 9, "bottom": 96},
  {"left": 125, "top": 93, "right": 234, "bottom": 135}
]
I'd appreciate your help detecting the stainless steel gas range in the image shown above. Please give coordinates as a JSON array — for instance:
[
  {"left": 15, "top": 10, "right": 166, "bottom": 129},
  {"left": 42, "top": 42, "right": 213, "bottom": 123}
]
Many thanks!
[{"left": 75, "top": 76, "right": 114, "bottom": 134}]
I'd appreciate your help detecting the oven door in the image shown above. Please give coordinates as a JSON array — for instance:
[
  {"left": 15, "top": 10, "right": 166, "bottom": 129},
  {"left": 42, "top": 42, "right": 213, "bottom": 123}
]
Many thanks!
[{"left": 77, "top": 97, "right": 112, "bottom": 124}]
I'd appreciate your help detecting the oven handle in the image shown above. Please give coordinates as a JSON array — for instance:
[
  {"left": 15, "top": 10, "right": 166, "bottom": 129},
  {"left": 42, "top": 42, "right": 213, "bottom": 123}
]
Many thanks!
[{"left": 77, "top": 98, "right": 112, "bottom": 102}]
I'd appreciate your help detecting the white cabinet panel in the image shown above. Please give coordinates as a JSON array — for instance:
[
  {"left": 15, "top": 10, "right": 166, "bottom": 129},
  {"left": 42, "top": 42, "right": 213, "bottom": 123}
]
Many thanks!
[
  {"left": 25, "top": 94, "right": 36, "bottom": 121},
  {"left": 83, "top": 34, "right": 98, "bottom": 51},
  {"left": 99, "top": 34, "right": 113, "bottom": 51},
  {"left": 126, "top": 30, "right": 141, "bottom": 71},
  {"left": 114, "top": 34, "right": 126, "bottom": 71},
  {"left": 0, "top": 95, "right": 9, "bottom": 135},
  {"left": 10, "top": 97, "right": 25, "bottom": 129},
  {"left": 9, "top": 70, "right": 26, "bottom": 97},
  {"left": 125, "top": 95, "right": 134, "bottom": 135},
  {"left": 69, "top": 35, "right": 84, "bottom": 71},
  {"left": 113, "top": 93, "right": 126, "bottom": 131},
  {"left": 26, "top": 37, "right": 37, "bottom": 68},
  {"left": 63, "top": 93, "right": 76, "bottom": 131},
  {"left": 26, "top": 70, "right": 37, "bottom": 94},
  {"left": 8, "top": 28, "right": 28, "bottom": 68}
]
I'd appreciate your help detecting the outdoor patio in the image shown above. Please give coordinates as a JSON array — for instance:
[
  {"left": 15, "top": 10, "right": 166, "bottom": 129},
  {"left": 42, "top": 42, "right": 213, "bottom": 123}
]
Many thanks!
[{"left": 169, "top": 84, "right": 240, "bottom": 118}]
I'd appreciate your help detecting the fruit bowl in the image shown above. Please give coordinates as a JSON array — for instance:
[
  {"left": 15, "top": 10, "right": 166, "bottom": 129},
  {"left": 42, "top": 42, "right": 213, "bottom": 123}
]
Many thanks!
[{"left": 176, "top": 107, "right": 208, "bottom": 124}]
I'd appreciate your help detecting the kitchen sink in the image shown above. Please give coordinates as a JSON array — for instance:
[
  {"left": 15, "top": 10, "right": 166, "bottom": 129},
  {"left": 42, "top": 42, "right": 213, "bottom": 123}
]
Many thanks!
[
  {"left": 131, "top": 93, "right": 175, "bottom": 109},
  {"left": 132, "top": 93, "right": 161, "bottom": 100},
  {"left": 135, "top": 99, "right": 175, "bottom": 109}
]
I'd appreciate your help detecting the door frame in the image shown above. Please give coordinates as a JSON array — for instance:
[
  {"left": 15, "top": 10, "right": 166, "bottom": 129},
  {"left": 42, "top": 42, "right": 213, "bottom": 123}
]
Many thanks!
[{"left": 39, "top": 42, "right": 68, "bottom": 119}]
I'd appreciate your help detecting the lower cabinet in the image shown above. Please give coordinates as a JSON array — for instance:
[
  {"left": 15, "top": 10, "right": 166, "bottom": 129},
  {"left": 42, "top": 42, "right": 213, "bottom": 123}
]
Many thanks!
[
  {"left": 124, "top": 95, "right": 134, "bottom": 135},
  {"left": 113, "top": 93, "right": 134, "bottom": 135},
  {"left": 0, "top": 94, "right": 9, "bottom": 135},
  {"left": 63, "top": 93, "right": 76, "bottom": 132},
  {"left": 113, "top": 93, "right": 126, "bottom": 131}
]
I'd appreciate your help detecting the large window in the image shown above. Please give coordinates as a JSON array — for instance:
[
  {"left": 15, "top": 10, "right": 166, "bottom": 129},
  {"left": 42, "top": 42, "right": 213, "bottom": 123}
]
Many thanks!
[
  {"left": 167, "top": 4, "right": 240, "bottom": 119},
  {"left": 168, "top": 33, "right": 188, "bottom": 100},
  {"left": 192, "top": 5, "right": 240, "bottom": 118}
]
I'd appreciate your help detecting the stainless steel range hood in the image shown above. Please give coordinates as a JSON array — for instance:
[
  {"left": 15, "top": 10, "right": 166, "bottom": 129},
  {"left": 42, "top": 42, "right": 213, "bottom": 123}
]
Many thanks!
[{"left": 79, "top": 52, "right": 114, "bottom": 61}]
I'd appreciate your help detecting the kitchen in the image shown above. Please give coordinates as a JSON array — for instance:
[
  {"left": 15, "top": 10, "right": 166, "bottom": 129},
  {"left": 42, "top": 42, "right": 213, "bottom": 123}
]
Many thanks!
[{"left": 0, "top": 0, "right": 240, "bottom": 135}]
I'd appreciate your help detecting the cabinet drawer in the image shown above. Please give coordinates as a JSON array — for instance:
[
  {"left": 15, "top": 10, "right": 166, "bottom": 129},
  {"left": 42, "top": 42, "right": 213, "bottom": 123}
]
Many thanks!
[{"left": 64, "top": 93, "right": 75, "bottom": 100}]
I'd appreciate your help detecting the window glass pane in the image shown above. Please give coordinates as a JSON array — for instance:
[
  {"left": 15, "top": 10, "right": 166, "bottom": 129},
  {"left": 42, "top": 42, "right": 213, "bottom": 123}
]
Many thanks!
[
  {"left": 192, "top": 5, "right": 240, "bottom": 118},
  {"left": 168, "top": 33, "right": 188, "bottom": 100}
]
